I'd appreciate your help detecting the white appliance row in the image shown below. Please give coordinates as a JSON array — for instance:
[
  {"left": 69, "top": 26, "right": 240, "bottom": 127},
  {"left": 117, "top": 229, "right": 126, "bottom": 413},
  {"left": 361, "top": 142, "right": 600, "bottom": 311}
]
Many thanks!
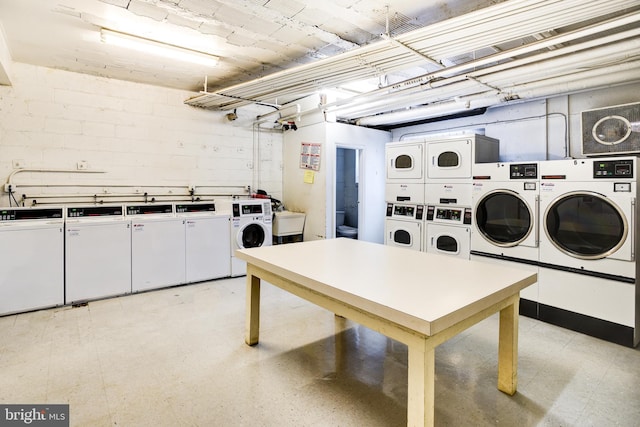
[
  {"left": 384, "top": 202, "right": 472, "bottom": 259},
  {"left": 470, "top": 158, "right": 638, "bottom": 347},
  {"left": 385, "top": 134, "right": 499, "bottom": 204},
  {"left": 0, "top": 199, "right": 272, "bottom": 317}
]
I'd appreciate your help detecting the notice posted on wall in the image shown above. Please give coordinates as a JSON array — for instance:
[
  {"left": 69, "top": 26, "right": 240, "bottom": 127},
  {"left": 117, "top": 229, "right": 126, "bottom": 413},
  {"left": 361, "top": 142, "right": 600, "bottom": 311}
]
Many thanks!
[{"left": 300, "top": 142, "right": 321, "bottom": 171}]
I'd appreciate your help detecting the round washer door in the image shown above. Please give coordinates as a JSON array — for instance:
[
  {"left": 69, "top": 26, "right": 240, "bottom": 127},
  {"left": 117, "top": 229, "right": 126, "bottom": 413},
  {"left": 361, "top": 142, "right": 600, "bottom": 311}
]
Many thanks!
[
  {"left": 475, "top": 189, "right": 533, "bottom": 247},
  {"left": 237, "top": 222, "right": 267, "bottom": 249},
  {"left": 544, "top": 191, "right": 627, "bottom": 260}
]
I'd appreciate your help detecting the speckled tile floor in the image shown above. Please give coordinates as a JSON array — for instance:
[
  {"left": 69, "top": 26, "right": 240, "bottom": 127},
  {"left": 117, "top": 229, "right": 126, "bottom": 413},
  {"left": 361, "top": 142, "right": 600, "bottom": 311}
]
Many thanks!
[{"left": 1, "top": 277, "right": 639, "bottom": 426}]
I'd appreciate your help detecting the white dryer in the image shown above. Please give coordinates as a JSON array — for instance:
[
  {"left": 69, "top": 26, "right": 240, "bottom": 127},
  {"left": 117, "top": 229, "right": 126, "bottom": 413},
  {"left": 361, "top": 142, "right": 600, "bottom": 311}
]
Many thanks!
[
  {"left": 176, "top": 203, "right": 231, "bottom": 283},
  {"left": 384, "top": 202, "right": 424, "bottom": 251},
  {"left": 424, "top": 204, "right": 471, "bottom": 259},
  {"left": 127, "top": 204, "right": 186, "bottom": 292},
  {"left": 471, "top": 162, "right": 540, "bottom": 263},
  {"left": 470, "top": 161, "right": 540, "bottom": 307},
  {"left": 426, "top": 134, "right": 499, "bottom": 182},
  {"left": 539, "top": 157, "right": 637, "bottom": 346},
  {"left": 385, "top": 140, "right": 426, "bottom": 203},
  {"left": 230, "top": 199, "right": 273, "bottom": 276},
  {"left": 65, "top": 205, "right": 131, "bottom": 303},
  {"left": 0, "top": 207, "right": 64, "bottom": 315}
]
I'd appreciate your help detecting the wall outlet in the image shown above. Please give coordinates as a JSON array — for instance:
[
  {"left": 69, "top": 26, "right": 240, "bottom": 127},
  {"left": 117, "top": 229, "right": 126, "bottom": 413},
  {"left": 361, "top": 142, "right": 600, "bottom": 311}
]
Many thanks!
[{"left": 77, "top": 161, "right": 88, "bottom": 170}]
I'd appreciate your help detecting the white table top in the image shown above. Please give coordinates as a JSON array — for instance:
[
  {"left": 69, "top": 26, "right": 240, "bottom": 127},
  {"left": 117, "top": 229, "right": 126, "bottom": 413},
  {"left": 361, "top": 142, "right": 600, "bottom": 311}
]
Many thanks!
[{"left": 236, "top": 238, "right": 537, "bottom": 336}]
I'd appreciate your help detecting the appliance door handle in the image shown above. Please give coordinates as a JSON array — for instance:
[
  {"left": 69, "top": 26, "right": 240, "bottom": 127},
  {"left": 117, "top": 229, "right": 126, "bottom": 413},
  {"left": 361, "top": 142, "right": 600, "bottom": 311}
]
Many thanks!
[
  {"left": 631, "top": 197, "right": 636, "bottom": 261},
  {"left": 534, "top": 194, "right": 540, "bottom": 246}
]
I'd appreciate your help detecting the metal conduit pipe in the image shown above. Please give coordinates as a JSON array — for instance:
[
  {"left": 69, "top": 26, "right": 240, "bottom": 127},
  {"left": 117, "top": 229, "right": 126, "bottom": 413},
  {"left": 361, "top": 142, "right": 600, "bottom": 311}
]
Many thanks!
[
  {"left": 397, "top": 0, "right": 616, "bottom": 50},
  {"left": 334, "top": 78, "right": 475, "bottom": 118},
  {"left": 479, "top": 44, "right": 640, "bottom": 90},
  {"left": 355, "top": 63, "right": 640, "bottom": 127},
  {"left": 331, "top": 32, "right": 640, "bottom": 120},
  {"left": 216, "top": 0, "right": 620, "bottom": 102},
  {"left": 409, "top": 0, "right": 635, "bottom": 43},
  {"left": 6, "top": 168, "right": 105, "bottom": 189},
  {"left": 507, "top": 62, "right": 640, "bottom": 97},
  {"left": 188, "top": 0, "right": 637, "bottom": 111},
  {"left": 355, "top": 95, "right": 503, "bottom": 127},
  {"left": 255, "top": 103, "right": 301, "bottom": 121},
  {"left": 319, "top": 14, "right": 640, "bottom": 116}
]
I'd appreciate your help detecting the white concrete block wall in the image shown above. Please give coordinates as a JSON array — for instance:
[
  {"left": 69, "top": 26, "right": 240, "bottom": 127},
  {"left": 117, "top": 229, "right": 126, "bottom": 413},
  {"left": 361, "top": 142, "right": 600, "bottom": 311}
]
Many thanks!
[{"left": 0, "top": 63, "right": 283, "bottom": 207}]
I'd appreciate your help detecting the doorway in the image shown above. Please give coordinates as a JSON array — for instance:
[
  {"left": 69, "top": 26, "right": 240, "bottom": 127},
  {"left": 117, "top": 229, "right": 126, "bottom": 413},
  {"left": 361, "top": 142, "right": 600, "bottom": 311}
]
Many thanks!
[{"left": 335, "top": 147, "right": 361, "bottom": 239}]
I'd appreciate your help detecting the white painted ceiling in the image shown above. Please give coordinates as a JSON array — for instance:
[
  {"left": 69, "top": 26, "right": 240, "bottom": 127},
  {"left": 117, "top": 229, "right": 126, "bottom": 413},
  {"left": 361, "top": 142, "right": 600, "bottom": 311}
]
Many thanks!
[{"left": 1, "top": 0, "right": 639, "bottom": 127}]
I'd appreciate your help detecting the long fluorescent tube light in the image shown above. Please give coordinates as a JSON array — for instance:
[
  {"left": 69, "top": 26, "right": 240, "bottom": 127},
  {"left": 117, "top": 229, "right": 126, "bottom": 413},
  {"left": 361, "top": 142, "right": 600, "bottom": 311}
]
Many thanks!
[{"left": 100, "top": 29, "right": 218, "bottom": 67}]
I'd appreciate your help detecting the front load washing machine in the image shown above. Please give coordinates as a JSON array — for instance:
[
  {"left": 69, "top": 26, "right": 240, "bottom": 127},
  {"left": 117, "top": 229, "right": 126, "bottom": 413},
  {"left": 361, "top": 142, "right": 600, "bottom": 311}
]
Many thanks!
[
  {"left": 127, "top": 204, "right": 186, "bottom": 292},
  {"left": 384, "top": 202, "right": 425, "bottom": 251},
  {"left": 471, "top": 161, "right": 540, "bottom": 307},
  {"left": 176, "top": 203, "right": 231, "bottom": 283},
  {"left": 471, "top": 162, "right": 540, "bottom": 263},
  {"left": 65, "top": 205, "right": 131, "bottom": 303},
  {"left": 424, "top": 204, "right": 471, "bottom": 259},
  {"left": 539, "top": 157, "right": 638, "bottom": 347},
  {"left": 0, "top": 207, "right": 64, "bottom": 315},
  {"left": 231, "top": 199, "right": 273, "bottom": 276}
]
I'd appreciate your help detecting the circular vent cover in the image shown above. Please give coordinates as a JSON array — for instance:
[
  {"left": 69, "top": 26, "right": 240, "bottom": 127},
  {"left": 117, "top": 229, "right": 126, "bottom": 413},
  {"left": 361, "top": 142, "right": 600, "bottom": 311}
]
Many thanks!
[{"left": 592, "top": 115, "right": 632, "bottom": 145}]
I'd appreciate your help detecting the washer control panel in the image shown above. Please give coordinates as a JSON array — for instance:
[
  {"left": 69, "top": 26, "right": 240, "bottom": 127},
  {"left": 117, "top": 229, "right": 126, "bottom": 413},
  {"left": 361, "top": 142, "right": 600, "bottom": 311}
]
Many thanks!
[
  {"left": 510, "top": 163, "right": 538, "bottom": 179},
  {"left": 593, "top": 159, "right": 634, "bottom": 178}
]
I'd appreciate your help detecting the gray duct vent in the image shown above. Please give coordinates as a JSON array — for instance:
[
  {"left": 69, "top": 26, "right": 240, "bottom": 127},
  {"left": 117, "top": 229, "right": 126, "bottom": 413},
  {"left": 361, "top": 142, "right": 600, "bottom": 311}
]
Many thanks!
[{"left": 582, "top": 102, "right": 640, "bottom": 156}]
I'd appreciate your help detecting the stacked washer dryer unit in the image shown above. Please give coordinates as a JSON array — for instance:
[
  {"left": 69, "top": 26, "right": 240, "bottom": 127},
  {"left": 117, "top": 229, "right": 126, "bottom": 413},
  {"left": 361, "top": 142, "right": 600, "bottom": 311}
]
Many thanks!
[
  {"left": 230, "top": 199, "right": 273, "bottom": 276},
  {"left": 471, "top": 162, "right": 540, "bottom": 316},
  {"left": 424, "top": 135, "right": 499, "bottom": 259},
  {"left": 384, "top": 140, "right": 426, "bottom": 251},
  {"left": 539, "top": 157, "right": 638, "bottom": 347}
]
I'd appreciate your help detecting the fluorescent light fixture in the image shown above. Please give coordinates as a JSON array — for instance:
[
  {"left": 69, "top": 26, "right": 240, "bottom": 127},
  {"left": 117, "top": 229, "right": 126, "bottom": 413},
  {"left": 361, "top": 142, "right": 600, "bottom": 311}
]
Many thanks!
[{"left": 100, "top": 29, "right": 218, "bottom": 67}]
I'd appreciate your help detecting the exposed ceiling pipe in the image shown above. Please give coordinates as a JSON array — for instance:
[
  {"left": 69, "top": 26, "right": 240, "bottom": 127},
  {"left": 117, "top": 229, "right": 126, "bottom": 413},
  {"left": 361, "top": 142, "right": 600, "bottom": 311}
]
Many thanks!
[
  {"left": 185, "top": 0, "right": 637, "bottom": 111},
  {"left": 321, "top": 14, "right": 640, "bottom": 115},
  {"left": 332, "top": 31, "right": 640, "bottom": 119},
  {"left": 355, "top": 62, "right": 640, "bottom": 127}
]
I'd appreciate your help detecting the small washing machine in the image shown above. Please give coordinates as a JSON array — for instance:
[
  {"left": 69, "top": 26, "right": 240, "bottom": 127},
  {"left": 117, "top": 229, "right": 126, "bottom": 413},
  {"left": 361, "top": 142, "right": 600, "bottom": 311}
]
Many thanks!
[
  {"left": 0, "top": 207, "right": 64, "bottom": 315},
  {"left": 176, "top": 203, "right": 231, "bottom": 283},
  {"left": 426, "top": 134, "right": 499, "bottom": 182},
  {"left": 65, "top": 205, "right": 131, "bottom": 303},
  {"left": 385, "top": 140, "right": 426, "bottom": 203},
  {"left": 230, "top": 199, "right": 273, "bottom": 276},
  {"left": 384, "top": 202, "right": 425, "bottom": 251},
  {"left": 424, "top": 204, "right": 471, "bottom": 259},
  {"left": 127, "top": 204, "right": 186, "bottom": 292}
]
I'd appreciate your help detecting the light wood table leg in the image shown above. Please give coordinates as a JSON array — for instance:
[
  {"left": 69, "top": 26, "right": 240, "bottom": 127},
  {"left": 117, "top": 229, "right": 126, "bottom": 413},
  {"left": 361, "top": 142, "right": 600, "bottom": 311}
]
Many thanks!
[
  {"left": 497, "top": 296, "right": 519, "bottom": 395},
  {"left": 245, "top": 269, "right": 261, "bottom": 346},
  {"left": 407, "top": 338, "right": 435, "bottom": 427}
]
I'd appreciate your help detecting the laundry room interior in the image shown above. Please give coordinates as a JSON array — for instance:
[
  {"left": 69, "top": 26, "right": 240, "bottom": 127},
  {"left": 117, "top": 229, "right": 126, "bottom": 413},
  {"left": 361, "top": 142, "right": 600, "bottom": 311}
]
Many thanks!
[{"left": 1, "top": 1, "right": 640, "bottom": 426}]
